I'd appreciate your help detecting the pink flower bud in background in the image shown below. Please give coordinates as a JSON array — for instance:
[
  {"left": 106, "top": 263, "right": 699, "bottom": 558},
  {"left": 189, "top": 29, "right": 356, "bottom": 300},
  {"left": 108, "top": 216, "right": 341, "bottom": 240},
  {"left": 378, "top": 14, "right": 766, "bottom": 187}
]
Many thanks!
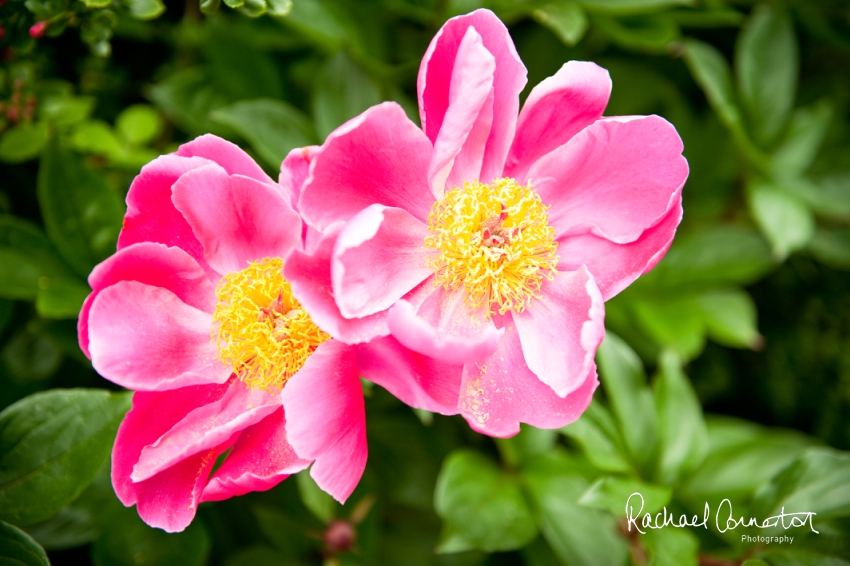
[{"left": 29, "top": 21, "right": 48, "bottom": 38}]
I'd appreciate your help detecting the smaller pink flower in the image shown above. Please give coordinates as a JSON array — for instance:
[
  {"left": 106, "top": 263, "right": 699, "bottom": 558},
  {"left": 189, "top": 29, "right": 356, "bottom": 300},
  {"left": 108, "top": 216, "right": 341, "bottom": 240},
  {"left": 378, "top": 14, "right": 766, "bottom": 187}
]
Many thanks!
[
  {"left": 291, "top": 10, "right": 688, "bottom": 437},
  {"left": 79, "top": 135, "right": 367, "bottom": 532},
  {"left": 29, "top": 21, "right": 47, "bottom": 38}
]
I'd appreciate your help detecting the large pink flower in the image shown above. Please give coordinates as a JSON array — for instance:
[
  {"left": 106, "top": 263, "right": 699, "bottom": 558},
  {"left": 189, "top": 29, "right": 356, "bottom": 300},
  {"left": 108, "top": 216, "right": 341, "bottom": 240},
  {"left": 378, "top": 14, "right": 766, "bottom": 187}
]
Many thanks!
[
  {"left": 78, "top": 135, "right": 367, "bottom": 532},
  {"left": 292, "top": 10, "right": 688, "bottom": 437}
]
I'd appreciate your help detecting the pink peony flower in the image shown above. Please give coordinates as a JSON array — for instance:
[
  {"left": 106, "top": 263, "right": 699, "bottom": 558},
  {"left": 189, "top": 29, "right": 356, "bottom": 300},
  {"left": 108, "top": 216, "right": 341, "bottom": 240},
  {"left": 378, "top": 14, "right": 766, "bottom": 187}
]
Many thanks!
[
  {"left": 292, "top": 10, "right": 688, "bottom": 437},
  {"left": 78, "top": 135, "right": 367, "bottom": 532}
]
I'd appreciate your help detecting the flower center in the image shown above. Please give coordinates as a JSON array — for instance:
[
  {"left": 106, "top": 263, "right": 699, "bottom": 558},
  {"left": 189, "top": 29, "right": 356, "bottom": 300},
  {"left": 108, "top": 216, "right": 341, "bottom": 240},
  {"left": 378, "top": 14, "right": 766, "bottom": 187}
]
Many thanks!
[
  {"left": 211, "top": 257, "right": 329, "bottom": 390},
  {"left": 423, "top": 178, "right": 559, "bottom": 317}
]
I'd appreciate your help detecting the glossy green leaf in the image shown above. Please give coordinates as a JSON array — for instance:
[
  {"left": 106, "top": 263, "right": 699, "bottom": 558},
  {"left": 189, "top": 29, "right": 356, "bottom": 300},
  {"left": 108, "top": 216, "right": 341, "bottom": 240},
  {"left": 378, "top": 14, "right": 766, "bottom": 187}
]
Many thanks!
[
  {"left": 560, "top": 400, "right": 633, "bottom": 473},
  {"left": 91, "top": 507, "right": 210, "bottom": 566},
  {"left": 592, "top": 14, "right": 680, "bottom": 53},
  {"left": 0, "top": 389, "right": 132, "bottom": 526},
  {"left": 532, "top": 2, "right": 588, "bottom": 46},
  {"left": 37, "top": 139, "right": 124, "bottom": 277},
  {"left": 115, "top": 104, "right": 163, "bottom": 146},
  {"left": 694, "top": 288, "right": 761, "bottom": 350},
  {"left": 0, "top": 215, "right": 77, "bottom": 301},
  {"left": 0, "top": 521, "right": 49, "bottom": 566},
  {"left": 596, "top": 333, "right": 657, "bottom": 467},
  {"left": 0, "top": 123, "right": 49, "bottom": 163},
  {"left": 771, "top": 100, "right": 833, "bottom": 180},
  {"left": 148, "top": 68, "right": 231, "bottom": 136},
  {"left": 266, "top": 0, "right": 292, "bottom": 16},
  {"left": 204, "top": 25, "right": 284, "bottom": 101},
  {"left": 212, "top": 99, "right": 315, "bottom": 170},
  {"left": 312, "top": 52, "right": 382, "bottom": 139},
  {"left": 641, "top": 528, "right": 699, "bottom": 566},
  {"left": 280, "top": 0, "right": 349, "bottom": 50},
  {"left": 434, "top": 450, "right": 537, "bottom": 552},
  {"left": 39, "top": 95, "right": 96, "bottom": 126},
  {"left": 632, "top": 295, "right": 706, "bottom": 359},
  {"left": 653, "top": 350, "right": 708, "bottom": 484},
  {"left": 682, "top": 39, "right": 742, "bottom": 131},
  {"left": 579, "top": 476, "right": 672, "bottom": 516},
  {"left": 522, "top": 450, "right": 629, "bottom": 566},
  {"left": 70, "top": 121, "right": 124, "bottom": 157},
  {"left": 125, "top": 0, "right": 166, "bottom": 19},
  {"left": 747, "top": 181, "right": 815, "bottom": 260},
  {"left": 296, "top": 469, "right": 337, "bottom": 524},
  {"left": 495, "top": 425, "right": 557, "bottom": 468},
  {"left": 735, "top": 4, "right": 798, "bottom": 147},
  {"left": 200, "top": 0, "right": 221, "bottom": 14}
]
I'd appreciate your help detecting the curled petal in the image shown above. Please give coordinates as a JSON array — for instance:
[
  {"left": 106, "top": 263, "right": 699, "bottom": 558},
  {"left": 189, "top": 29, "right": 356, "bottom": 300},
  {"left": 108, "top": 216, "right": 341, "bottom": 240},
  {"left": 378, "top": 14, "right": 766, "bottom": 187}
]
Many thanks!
[{"left": 176, "top": 134, "right": 276, "bottom": 187}]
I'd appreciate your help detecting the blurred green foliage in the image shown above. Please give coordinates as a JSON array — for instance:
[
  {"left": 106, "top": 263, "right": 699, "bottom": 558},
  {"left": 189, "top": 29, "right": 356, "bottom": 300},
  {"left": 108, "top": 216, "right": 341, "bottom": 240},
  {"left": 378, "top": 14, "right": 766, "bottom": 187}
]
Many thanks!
[{"left": 1, "top": 0, "right": 850, "bottom": 564}]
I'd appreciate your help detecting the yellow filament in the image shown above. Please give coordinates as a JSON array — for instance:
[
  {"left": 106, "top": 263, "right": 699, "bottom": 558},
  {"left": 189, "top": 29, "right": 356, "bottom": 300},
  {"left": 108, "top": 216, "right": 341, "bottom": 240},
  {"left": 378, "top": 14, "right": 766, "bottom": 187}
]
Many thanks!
[
  {"left": 424, "top": 178, "right": 559, "bottom": 316},
  {"left": 211, "top": 258, "right": 329, "bottom": 390}
]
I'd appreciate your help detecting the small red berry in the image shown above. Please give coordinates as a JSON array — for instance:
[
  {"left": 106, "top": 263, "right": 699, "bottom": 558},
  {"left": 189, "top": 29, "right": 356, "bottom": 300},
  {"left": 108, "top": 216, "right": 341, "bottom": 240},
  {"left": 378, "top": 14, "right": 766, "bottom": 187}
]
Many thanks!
[{"left": 29, "top": 21, "right": 48, "bottom": 39}]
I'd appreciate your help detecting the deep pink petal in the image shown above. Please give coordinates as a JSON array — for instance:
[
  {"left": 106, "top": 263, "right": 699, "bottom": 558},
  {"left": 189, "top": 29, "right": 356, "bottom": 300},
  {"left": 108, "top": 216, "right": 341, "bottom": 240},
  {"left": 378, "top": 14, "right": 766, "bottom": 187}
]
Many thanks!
[
  {"left": 112, "top": 381, "right": 232, "bottom": 532},
  {"left": 132, "top": 379, "right": 280, "bottom": 482},
  {"left": 299, "top": 102, "right": 434, "bottom": 231},
  {"left": 171, "top": 163, "right": 302, "bottom": 275},
  {"left": 279, "top": 145, "right": 320, "bottom": 210},
  {"left": 78, "top": 243, "right": 216, "bottom": 359},
  {"left": 558, "top": 194, "right": 683, "bottom": 300},
  {"left": 528, "top": 115, "right": 688, "bottom": 244},
  {"left": 356, "top": 336, "right": 462, "bottom": 415},
  {"left": 332, "top": 205, "right": 435, "bottom": 319},
  {"left": 418, "top": 8, "right": 527, "bottom": 183},
  {"left": 459, "top": 319, "right": 598, "bottom": 437},
  {"left": 176, "top": 134, "right": 276, "bottom": 186},
  {"left": 202, "top": 408, "right": 310, "bottom": 502},
  {"left": 118, "top": 154, "right": 212, "bottom": 275},
  {"left": 427, "top": 27, "right": 495, "bottom": 198},
  {"left": 88, "top": 280, "right": 230, "bottom": 391},
  {"left": 281, "top": 340, "right": 366, "bottom": 503},
  {"left": 387, "top": 286, "right": 503, "bottom": 365},
  {"left": 284, "top": 224, "right": 389, "bottom": 344},
  {"left": 513, "top": 267, "right": 605, "bottom": 397},
  {"left": 505, "top": 61, "right": 612, "bottom": 183}
]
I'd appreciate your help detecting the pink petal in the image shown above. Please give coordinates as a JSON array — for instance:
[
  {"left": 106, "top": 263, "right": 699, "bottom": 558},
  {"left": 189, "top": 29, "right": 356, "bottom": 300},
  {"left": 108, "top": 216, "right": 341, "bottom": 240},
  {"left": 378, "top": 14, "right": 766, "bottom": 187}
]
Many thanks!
[
  {"left": 171, "top": 163, "right": 302, "bottom": 276},
  {"left": 78, "top": 243, "right": 216, "bottom": 359},
  {"left": 558, "top": 194, "right": 683, "bottom": 301},
  {"left": 176, "top": 134, "right": 276, "bottom": 186},
  {"left": 118, "top": 154, "right": 213, "bottom": 275},
  {"left": 512, "top": 267, "right": 605, "bottom": 398},
  {"left": 386, "top": 286, "right": 503, "bottom": 365},
  {"left": 88, "top": 280, "right": 230, "bottom": 391},
  {"left": 202, "top": 408, "right": 310, "bottom": 502},
  {"left": 505, "top": 61, "right": 612, "bottom": 183},
  {"left": 279, "top": 145, "right": 320, "bottom": 210},
  {"left": 332, "top": 204, "right": 435, "bottom": 319},
  {"left": 426, "top": 26, "right": 495, "bottom": 198},
  {"left": 418, "top": 8, "right": 527, "bottom": 183},
  {"left": 357, "top": 336, "right": 462, "bottom": 415},
  {"left": 459, "top": 319, "right": 599, "bottom": 437},
  {"left": 284, "top": 224, "right": 389, "bottom": 344},
  {"left": 528, "top": 115, "right": 688, "bottom": 244},
  {"left": 299, "top": 102, "right": 435, "bottom": 231},
  {"left": 132, "top": 379, "right": 280, "bottom": 482},
  {"left": 281, "top": 340, "right": 366, "bottom": 503},
  {"left": 112, "top": 381, "right": 233, "bottom": 532}
]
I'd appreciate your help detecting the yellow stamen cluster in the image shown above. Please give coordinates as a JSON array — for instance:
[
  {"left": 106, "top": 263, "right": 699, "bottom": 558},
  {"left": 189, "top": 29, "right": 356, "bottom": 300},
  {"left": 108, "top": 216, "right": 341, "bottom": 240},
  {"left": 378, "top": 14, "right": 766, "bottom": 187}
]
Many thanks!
[
  {"left": 212, "top": 258, "right": 329, "bottom": 390},
  {"left": 424, "top": 178, "right": 559, "bottom": 317}
]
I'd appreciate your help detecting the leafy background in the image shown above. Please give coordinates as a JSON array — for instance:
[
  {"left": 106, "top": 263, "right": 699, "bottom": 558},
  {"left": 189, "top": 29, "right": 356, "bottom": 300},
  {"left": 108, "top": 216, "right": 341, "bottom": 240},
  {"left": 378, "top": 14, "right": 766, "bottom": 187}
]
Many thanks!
[{"left": 0, "top": 0, "right": 849, "bottom": 565}]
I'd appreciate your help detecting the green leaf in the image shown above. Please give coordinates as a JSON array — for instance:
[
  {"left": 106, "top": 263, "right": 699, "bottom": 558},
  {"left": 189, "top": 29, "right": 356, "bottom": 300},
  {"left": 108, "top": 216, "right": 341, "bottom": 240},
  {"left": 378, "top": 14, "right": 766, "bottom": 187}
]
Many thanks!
[
  {"left": 754, "top": 448, "right": 850, "bottom": 525},
  {"left": 742, "top": 560, "right": 770, "bottom": 566},
  {"left": 92, "top": 507, "right": 210, "bottom": 566},
  {"left": 237, "top": 0, "right": 267, "bottom": 17},
  {"left": 578, "top": 0, "right": 693, "bottom": 16},
  {"left": 312, "top": 52, "right": 382, "bottom": 140},
  {"left": 495, "top": 425, "right": 557, "bottom": 468},
  {"left": 80, "top": 0, "right": 112, "bottom": 8},
  {"left": 204, "top": 24, "right": 283, "bottom": 101},
  {"left": 211, "top": 99, "right": 316, "bottom": 170},
  {"left": 38, "top": 95, "right": 96, "bottom": 126},
  {"left": 641, "top": 528, "right": 699, "bottom": 566},
  {"left": 296, "top": 469, "right": 338, "bottom": 524},
  {"left": 148, "top": 68, "right": 231, "bottom": 136},
  {"left": 125, "top": 0, "right": 166, "bottom": 19},
  {"left": 682, "top": 39, "right": 743, "bottom": 132},
  {"left": 37, "top": 139, "right": 124, "bottom": 277},
  {"left": 279, "top": 0, "right": 349, "bottom": 50},
  {"left": 694, "top": 288, "right": 761, "bottom": 350},
  {"left": 747, "top": 180, "right": 815, "bottom": 260},
  {"left": 70, "top": 121, "right": 123, "bottom": 157},
  {"left": 0, "top": 389, "right": 132, "bottom": 526},
  {"left": 596, "top": 333, "right": 657, "bottom": 468},
  {"left": 115, "top": 104, "right": 163, "bottom": 146},
  {"left": 1, "top": 326, "right": 62, "bottom": 383},
  {"left": 0, "top": 215, "right": 77, "bottom": 301},
  {"left": 199, "top": 0, "right": 221, "bottom": 14},
  {"left": 522, "top": 450, "right": 629, "bottom": 566},
  {"left": 632, "top": 295, "right": 706, "bottom": 359},
  {"left": 735, "top": 4, "right": 798, "bottom": 148},
  {"left": 0, "top": 521, "right": 49, "bottom": 566},
  {"left": 653, "top": 350, "right": 708, "bottom": 484},
  {"left": 809, "top": 228, "right": 850, "bottom": 270},
  {"left": 434, "top": 450, "right": 537, "bottom": 552},
  {"left": 266, "top": 0, "right": 292, "bottom": 16},
  {"left": 560, "top": 400, "right": 633, "bottom": 473},
  {"left": 0, "top": 123, "right": 49, "bottom": 163},
  {"left": 35, "top": 275, "right": 90, "bottom": 319},
  {"left": 771, "top": 100, "right": 833, "bottom": 180},
  {"left": 592, "top": 14, "right": 680, "bottom": 54},
  {"left": 532, "top": 2, "right": 589, "bottom": 46},
  {"left": 760, "top": 551, "right": 850, "bottom": 566},
  {"left": 579, "top": 476, "right": 672, "bottom": 516}
]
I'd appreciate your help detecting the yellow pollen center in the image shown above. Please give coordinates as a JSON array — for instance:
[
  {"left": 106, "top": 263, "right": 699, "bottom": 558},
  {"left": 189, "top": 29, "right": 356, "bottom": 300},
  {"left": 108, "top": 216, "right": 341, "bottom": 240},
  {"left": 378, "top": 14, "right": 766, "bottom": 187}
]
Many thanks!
[
  {"left": 211, "top": 257, "right": 329, "bottom": 390},
  {"left": 424, "top": 178, "right": 559, "bottom": 317}
]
